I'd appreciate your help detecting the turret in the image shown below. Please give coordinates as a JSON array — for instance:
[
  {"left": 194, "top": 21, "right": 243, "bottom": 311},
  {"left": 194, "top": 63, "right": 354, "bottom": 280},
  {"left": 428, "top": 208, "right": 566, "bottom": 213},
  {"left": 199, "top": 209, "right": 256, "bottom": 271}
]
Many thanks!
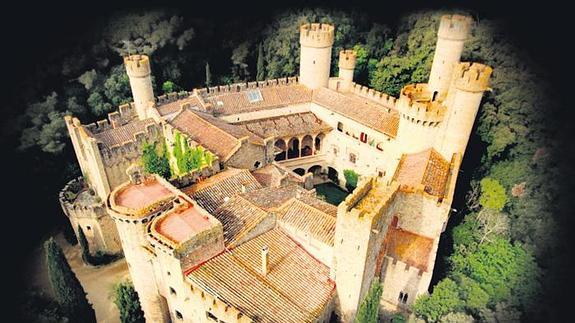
[
  {"left": 124, "top": 55, "right": 155, "bottom": 120},
  {"left": 338, "top": 49, "right": 356, "bottom": 92},
  {"left": 395, "top": 84, "right": 446, "bottom": 154},
  {"left": 428, "top": 15, "right": 472, "bottom": 101},
  {"left": 436, "top": 62, "right": 492, "bottom": 159},
  {"left": 299, "top": 23, "right": 335, "bottom": 89}
]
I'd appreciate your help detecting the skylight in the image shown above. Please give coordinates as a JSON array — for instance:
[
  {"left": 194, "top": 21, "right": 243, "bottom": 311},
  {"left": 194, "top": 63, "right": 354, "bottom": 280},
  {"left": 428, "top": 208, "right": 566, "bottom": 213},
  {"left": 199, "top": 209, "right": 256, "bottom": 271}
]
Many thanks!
[{"left": 246, "top": 89, "right": 263, "bottom": 103}]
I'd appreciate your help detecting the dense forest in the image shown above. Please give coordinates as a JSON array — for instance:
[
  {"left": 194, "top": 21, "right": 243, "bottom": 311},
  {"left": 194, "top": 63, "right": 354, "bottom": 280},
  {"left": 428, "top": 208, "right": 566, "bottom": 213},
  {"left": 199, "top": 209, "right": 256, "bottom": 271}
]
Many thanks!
[{"left": 4, "top": 4, "right": 572, "bottom": 322}]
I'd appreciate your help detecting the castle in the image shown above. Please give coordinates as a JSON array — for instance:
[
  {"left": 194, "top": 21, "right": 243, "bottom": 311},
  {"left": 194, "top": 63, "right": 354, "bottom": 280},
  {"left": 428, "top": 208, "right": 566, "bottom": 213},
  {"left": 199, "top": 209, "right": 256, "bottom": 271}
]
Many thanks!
[{"left": 60, "top": 15, "right": 491, "bottom": 322}]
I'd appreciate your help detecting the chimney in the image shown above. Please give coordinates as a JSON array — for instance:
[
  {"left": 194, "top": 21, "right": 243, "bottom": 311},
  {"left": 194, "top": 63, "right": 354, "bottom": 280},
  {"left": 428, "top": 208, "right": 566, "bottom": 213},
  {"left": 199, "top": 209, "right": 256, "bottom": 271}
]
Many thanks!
[
  {"left": 261, "top": 246, "right": 269, "bottom": 276},
  {"left": 241, "top": 184, "right": 246, "bottom": 193}
]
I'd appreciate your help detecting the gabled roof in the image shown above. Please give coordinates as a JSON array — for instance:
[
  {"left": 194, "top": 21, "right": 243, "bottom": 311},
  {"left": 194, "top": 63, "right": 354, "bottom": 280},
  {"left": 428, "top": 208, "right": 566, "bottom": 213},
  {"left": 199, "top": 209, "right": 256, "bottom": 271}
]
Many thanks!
[
  {"left": 237, "top": 112, "right": 331, "bottom": 139},
  {"left": 186, "top": 228, "right": 335, "bottom": 323},
  {"left": 91, "top": 118, "right": 156, "bottom": 148},
  {"left": 384, "top": 225, "right": 434, "bottom": 272},
  {"left": 212, "top": 195, "right": 269, "bottom": 246},
  {"left": 277, "top": 199, "right": 336, "bottom": 246},
  {"left": 393, "top": 148, "right": 451, "bottom": 198},
  {"left": 312, "top": 87, "right": 399, "bottom": 137}
]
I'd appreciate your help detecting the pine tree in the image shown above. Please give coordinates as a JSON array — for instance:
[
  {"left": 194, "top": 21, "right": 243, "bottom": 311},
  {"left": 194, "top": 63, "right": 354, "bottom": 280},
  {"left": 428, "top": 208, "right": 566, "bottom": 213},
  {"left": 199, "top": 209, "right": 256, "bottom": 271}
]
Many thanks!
[
  {"left": 205, "top": 62, "right": 212, "bottom": 87},
  {"left": 256, "top": 43, "right": 265, "bottom": 81},
  {"left": 355, "top": 279, "right": 383, "bottom": 323},
  {"left": 114, "top": 281, "right": 145, "bottom": 323},
  {"left": 77, "top": 225, "right": 91, "bottom": 265},
  {"left": 45, "top": 237, "right": 96, "bottom": 323}
]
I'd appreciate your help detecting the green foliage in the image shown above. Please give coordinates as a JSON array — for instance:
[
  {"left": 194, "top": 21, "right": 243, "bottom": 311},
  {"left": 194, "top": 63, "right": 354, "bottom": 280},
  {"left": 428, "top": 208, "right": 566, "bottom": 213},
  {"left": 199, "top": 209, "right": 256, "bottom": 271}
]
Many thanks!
[
  {"left": 413, "top": 278, "right": 463, "bottom": 322},
  {"left": 390, "top": 313, "right": 406, "bottom": 323},
  {"left": 114, "top": 281, "right": 145, "bottom": 323},
  {"left": 438, "top": 312, "right": 474, "bottom": 323},
  {"left": 231, "top": 41, "right": 251, "bottom": 81},
  {"left": 343, "top": 169, "right": 359, "bottom": 190},
  {"left": 45, "top": 237, "right": 96, "bottom": 322},
  {"left": 169, "top": 131, "right": 214, "bottom": 176},
  {"left": 17, "top": 289, "right": 69, "bottom": 322},
  {"left": 141, "top": 141, "right": 171, "bottom": 179},
  {"left": 77, "top": 226, "right": 91, "bottom": 264},
  {"left": 354, "top": 279, "right": 383, "bottom": 323},
  {"left": 479, "top": 178, "right": 507, "bottom": 211},
  {"left": 256, "top": 43, "right": 265, "bottom": 81},
  {"left": 162, "top": 80, "right": 177, "bottom": 94}
]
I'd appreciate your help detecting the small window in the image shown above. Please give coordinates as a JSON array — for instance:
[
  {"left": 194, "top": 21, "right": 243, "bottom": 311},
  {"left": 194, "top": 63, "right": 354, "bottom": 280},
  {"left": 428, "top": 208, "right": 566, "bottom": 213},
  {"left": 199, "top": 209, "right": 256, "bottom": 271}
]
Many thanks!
[
  {"left": 246, "top": 89, "right": 263, "bottom": 103},
  {"left": 254, "top": 161, "right": 261, "bottom": 168},
  {"left": 399, "top": 291, "right": 408, "bottom": 304},
  {"left": 216, "top": 100, "right": 224, "bottom": 106},
  {"left": 175, "top": 310, "right": 183, "bottom": 320},
  {"left": 349, "top": 153, "right": 357, "bottom": 164},
  {"left": 170, "top": 287, "right": 177, "bottom": 296},
  {"left": 86, "top": 226, "right": 92, "bottom": 231},
  {"left": 333, "top": 147, "right": 339, "bottom": 156},
  {"left": 337, "top": 122, "right": 343, "bottom": 132},
  {"left": 360, "top": 132, "right": 368, "bottom": 143},
  {"left": 167, "top": 271, "right": 171, "bottom": 276},
  {"left": 378, "top": 171, "right": 384, "bottom": 178},
  {"left": 206, "top": 311, "right": 218, "bottom": 322}
]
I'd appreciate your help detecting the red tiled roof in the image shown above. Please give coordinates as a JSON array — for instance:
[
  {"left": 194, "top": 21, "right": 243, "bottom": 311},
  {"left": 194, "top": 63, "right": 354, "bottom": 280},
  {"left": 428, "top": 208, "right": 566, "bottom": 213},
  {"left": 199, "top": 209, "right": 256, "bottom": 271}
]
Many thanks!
[
  {"left": 312, "top": 87, "right": 399, "bottom": 137},
  {"left": 237, "top": 112, "right": 332, "bottom": 139},
  {"left": 156, "top": 95, "right": 205, "bottom": 116},
  {"left": 393, "top": 148, "right": 451, "bottom": 197},
  {"left": 92, "top": 118, "right": 156, "bottom": 148},
  {"left": 155, "top": 202, "right": 213, "bottom": 243},
  {"left": 114, "top": 178, "right": 174, "bottom": 210},
  {"left": 212, "top": 195, "right": 269, "bottom": 246},
  {"left": 277, "top": 199, "right": 336, "bottom": 246},
  {"left": 384, "top": 225, "right": 434, "bottom": 272}
]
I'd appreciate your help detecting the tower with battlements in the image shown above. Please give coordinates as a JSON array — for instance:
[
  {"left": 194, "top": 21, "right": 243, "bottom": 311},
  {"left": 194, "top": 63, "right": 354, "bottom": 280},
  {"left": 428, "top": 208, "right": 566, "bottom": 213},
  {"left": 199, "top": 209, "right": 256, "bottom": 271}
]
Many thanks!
[
  {"left": 428, "top": 15, "right": 472, "bottom": 100},
  {"left": 338, "top": 49, "right": 356, "bottom": 92},
  {"left": 299, "top": 23, "right": 335, "bottom": 89},
  {"left": 125, "top": 55, "right": 155, "bottom": 120}
]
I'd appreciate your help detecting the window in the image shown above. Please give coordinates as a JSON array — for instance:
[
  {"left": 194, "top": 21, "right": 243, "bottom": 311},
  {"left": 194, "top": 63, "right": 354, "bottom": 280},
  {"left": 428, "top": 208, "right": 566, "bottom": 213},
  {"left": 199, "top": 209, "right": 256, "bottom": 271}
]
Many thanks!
[
  {"left": 349, "top": 153, "right": 357, "bottom": 164},
  {"left": 246, "top": 89, "right": 263, "bottom": 103},
  {"left": 337, "top": 122, "right": 343, "bottom": 132},
  {"left": 254, "top": 161, "right": 261, "bottom": 168},
  {"left": 206, "top": 311, "right": 218, "bottom": 322},
  {"left": 398, "top": 292, "right": 408, "bottom": 304},
  {"left": 86, "top": 226, "right": 92, "bottom": 231},
  {"left": 360, "top": 132, "right": 368, "bottom": 143},
  {"left": 378, "top": 171, "right": 384, "bottom": 178},
  {"left": 175, "top": 310, "right": 183, "bottom": 320},
  {"left": 169, "top": 287, "right": 177, "bottom": 296},
  {"left": 333, "top": 146, "right": 339, "bottom": 156},
  {"left": 167, "top": 271, "right": 171, "bottom": 276}
]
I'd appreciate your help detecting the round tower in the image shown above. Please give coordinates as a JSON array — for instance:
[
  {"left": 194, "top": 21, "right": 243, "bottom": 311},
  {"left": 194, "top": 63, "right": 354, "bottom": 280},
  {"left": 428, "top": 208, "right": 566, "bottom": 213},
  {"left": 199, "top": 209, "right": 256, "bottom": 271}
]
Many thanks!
[
  {"left": 299, "top": 23, "right": 335, "bottom": 89},
  {"left": 124, "top": 55, "right": 155, "bottom": 120},
  {"left": 428, "top": 15, "right": 472, "bottom": 101},
  {"left": 338, "top": 49, "right": 356, "bottom": 92},
  {"left": 436, "top": 62, "right": 492, "bottom": 158},
  {"left": 108, "top": 165, "right": 172, "bottom": 323},
  {"left": 395, "top": 83, "right": 446, "bottom": 154}
]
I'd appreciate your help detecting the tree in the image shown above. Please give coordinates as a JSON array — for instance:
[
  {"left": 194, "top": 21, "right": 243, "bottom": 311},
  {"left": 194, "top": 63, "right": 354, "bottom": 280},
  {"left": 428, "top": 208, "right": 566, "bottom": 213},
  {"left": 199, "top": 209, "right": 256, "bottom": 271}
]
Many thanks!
[
  {"left": 412, "top": 278, "right": 463, "bottom": 322},
  {"left": 343, "top": 169, "right": 359, "bottom": 191},
  {"left": 479, "top": 177, "right": 507, "bottom": 211},
  {"left": 355, "top": 279, "right": 383, "bottom": 323},
  {"left": 77, "top": 226, "right": 91, "bottom": 264},
  {"left": 44, "top": 238, "right": 96, "bottom": 322},
  {"left": 205, "top": 62, "right": 212, "bottom": 87},
  {"left": 256, "top": 43, "right": 265, "bottom": 81},
  {"left": 114, "top": 281, "right": 145, "bottom": 323},
  {"left": 162, "top": 80, "right": 177, "bottom": 94},
  {"left": 141, "top": 142, "right": 171, "bottom": 179}
]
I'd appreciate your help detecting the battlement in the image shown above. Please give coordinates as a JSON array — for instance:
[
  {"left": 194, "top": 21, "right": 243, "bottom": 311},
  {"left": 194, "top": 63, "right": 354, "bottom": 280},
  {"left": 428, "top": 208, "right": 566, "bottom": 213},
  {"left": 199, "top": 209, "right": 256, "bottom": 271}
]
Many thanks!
[
  {"left": 300, "top": 23, "right": 335, "bottom": 48},
  {"left": 397, "top": 84, "right": 446, "bottom": 123},
  {"left": 339, "top": 49, "right": 357, "bottom": 70},
  {"left": 437, "top": 15, "right": 472, "bottom": 41},
  {"left": 156, "top": 91, "right": 191, "bottom": 105},
  {"left": 452, "top": 62, "right": 493, "bottom": 92},
  {"left": 349, "top": 82, "right": 397, "bottom": 109},
  {"left": 59, "top": 177, "right": 107, "bottom": 219},
  {"left": 340, "top": 177, "right": 399, "bottom": 220},
  {"left": 124, "top": 54, "right": 152, "bottom": 78},
  {"left": 99, "top": 122, "right": 163, "bottom": 166},
  {"left": 83, "top": 103, "right": 137, "bottom": 134},
  {"left": 196, "top": 76, "right": 299, "bottom": 98}
]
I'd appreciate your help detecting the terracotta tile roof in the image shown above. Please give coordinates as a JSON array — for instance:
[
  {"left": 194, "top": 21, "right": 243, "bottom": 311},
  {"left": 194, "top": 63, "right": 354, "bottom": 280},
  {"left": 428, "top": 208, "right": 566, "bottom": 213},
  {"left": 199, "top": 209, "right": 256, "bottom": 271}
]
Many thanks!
[
  {"left": 205, "top": 84, "right": 312, "bottom": 115},
  {"left": 114, "top": 178, "right": 174, "bottom": 210},
  {"left": 277, "top": 199, "right": 336, "bottom": 246},
  {"left": 312, "top": 87, "right": 399, "bottom": 137},
  {"left": 155, "top": 201, "right": 213, "bottom": 244},
  {"left": 240, "top": 184, "right": 309, "bottom": 211},
  {"left": 183, "top": 168, "right": 262, "bottom": 214},
  {"left": 297, "top": 194, "right": 338, "bottom": 217},
  {"left": 91, "top": 118, "right": 156, "bottom": 148},
  {"left": 194, "top": 111, "right": 264, "bottom": 145},
  {"left": 252, "top": 163, "right": 305, "bottom": 188},
  {"left": 212, "top": 195, "right": 269, "bottom": 246},
  {"left": 393, "top": 148, "right": 451, "bottom": 197},
  {"left": 237, "top": 112, "right": 331, "bottom": 139},
  {"left": 384, "top": 225, "right": 434, "bottom": 272},
  {"left": 169, "top": 109, "right": 241, "bottom": 161},
  {"left": 156, "top": 95, "right": 204, "bottom": 117},
  {"left": 186, "top": 228, "right": 335, "bottom": 323}
]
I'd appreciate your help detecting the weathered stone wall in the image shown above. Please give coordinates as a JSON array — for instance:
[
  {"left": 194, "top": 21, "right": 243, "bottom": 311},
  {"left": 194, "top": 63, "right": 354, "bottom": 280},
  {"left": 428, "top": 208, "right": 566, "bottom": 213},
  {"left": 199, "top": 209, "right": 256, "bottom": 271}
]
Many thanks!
[
  {"left": 226, "top": 140, "right": 268, "bottom": 170},
  {"left": 278, "top": 218, "right": 334, "bottom": 267},
  {"left": 393, "top": 192, "right": 450, "bottom": 238},
  {"left": 379, "top": 256, "right": 433, "bottom": 308}
]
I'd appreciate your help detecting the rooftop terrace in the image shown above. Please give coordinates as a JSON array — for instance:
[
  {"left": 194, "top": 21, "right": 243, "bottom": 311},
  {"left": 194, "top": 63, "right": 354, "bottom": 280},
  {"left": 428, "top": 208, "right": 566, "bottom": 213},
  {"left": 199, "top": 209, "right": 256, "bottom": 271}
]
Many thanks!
[{"left": 114, "top": 178, "right": 174, "bottom": 210}]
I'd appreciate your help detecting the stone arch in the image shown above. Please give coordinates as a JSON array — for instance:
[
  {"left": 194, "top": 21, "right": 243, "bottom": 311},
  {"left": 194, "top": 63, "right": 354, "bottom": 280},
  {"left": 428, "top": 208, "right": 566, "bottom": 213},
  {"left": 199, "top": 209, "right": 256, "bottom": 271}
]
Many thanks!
[
  {"left": 274, "top": 139, "right": 287, "bottom": 161},
  {"left": 328, "top": 167, "right": 339, "bottom": 184},
  {"left": 315, "top": 133, "right": 325, "bottom": 152},
  {"left": 287, "top": 137, "right": 300, "bottom": 159},
  {"left": 301, "top": 135, "right": 314, "bottom": 157},
  {"left": 308, "top": 165, "right": 322, "bottom": 175},
  {"left": 294, "top": 168, "right": 306, "bottom": 176}
]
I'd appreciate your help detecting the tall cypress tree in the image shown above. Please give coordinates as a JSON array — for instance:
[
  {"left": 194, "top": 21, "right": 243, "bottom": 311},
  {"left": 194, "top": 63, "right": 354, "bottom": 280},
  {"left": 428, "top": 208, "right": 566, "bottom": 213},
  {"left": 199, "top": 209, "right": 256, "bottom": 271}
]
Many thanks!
[
  {"left": 256, "top": 43, "right": 265, "bottom": 81},
  {"left": 77, "top": 225, "right": 91, "bottom": 264},
  {"left": 355, "top": 279, "right": 383, "bottom": 323},
  {"left": 114, "top": 281, "right": 145, "bottom": 323},
  {"left": 45, "top": 237, "right": 96, "bottom": 323},
  {"left": 205, "top": 62, "right": 212, "bottom": 87}
]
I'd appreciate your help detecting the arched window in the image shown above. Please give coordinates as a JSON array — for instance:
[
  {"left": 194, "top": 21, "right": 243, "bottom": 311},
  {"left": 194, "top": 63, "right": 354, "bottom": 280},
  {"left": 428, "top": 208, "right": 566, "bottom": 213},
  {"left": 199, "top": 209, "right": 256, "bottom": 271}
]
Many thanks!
[{"left": 337, "top": 122, "right": 344, "bottom": 132}]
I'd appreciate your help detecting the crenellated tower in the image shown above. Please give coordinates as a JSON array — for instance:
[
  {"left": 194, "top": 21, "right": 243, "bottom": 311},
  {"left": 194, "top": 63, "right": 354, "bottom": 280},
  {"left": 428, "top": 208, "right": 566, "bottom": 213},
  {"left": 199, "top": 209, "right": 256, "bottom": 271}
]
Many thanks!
[
  {"left": 395, "top": 83, "right": 446, "bottom": 154},
  {"left": 428, "top": 15, "right": 472, "bottom": 100},
  {"left": 436, "top": 62, "right": 492, "bottom": 159},
  {"left": 338, "top": 49, "right": 357, "bottom": 92},
  {"left": 299, "top": 23, "right": 335, "bottom": 89},
  {"left": 124, "top": 55, "right": 155, "bottom": 120}
]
